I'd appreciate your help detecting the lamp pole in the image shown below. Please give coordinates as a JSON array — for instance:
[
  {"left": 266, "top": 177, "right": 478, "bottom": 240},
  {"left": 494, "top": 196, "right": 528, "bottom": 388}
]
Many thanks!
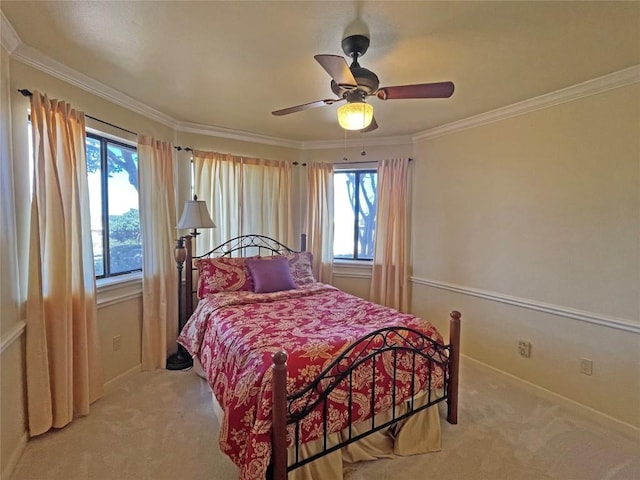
[
  {"left": 168, "top": 194, "right": 215, "bottom": 370},
  {"left": 166, "top": 236, "right": 193, "bottom": 370}
]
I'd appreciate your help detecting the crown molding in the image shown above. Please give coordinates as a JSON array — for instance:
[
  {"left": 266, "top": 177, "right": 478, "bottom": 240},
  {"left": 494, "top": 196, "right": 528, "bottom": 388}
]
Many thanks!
[
  {"left": 11, "top": 43, "right": 179, "bottom": 130},
  {"left": 413, "top": 65, "right": 640, "bottom": 142},
  {"left": 176, "top": 121, "right": 302, "bottom": 149},
  {"left": 301, "top": 134, "right": 413, "bottom": 150},
  {"left": 0, "top": 11, "right": 20, "bottom": 53},
  {"left": 6, "top": 21, "right": 300, "bottom": 148},
  {"left": 6, "top": 9, "right": 638, "bottom": 150}
]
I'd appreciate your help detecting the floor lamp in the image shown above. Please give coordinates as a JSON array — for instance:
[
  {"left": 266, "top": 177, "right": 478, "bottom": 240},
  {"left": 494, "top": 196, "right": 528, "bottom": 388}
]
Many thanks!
[{"left": 166, "top": 196, "right": 216, "bottom": 370}]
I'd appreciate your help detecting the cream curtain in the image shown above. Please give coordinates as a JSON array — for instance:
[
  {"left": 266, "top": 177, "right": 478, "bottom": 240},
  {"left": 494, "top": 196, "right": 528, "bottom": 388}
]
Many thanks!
[
  {"left": 306, "top": 162, "right": 334, "bottom": 283},
  {"left": 369, "top": 158, "right": 411, "bottom": 311},
  {"left": 26, "top": 92, "right": 103, "bottom": 436},
  {"left": 193, "top": 152, "right": 239, "bottom": 252},
  {"left": 193, "top": 151, "right": 293, "bottom": 254},
  {"left": 138, "top": 136, "right": 178, "bottom": 370}
]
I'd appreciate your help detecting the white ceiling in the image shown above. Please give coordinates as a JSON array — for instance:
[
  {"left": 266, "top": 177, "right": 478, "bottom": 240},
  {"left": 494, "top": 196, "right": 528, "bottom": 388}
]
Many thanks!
[{"left": 2, "top": 1, "right": 639, "bottom": 142}]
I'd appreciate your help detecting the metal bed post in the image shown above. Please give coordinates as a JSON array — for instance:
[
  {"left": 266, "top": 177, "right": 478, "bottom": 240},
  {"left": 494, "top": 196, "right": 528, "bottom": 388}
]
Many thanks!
[
  {"left": 447, "top": 310, "right": 462, "bottom": 424},
  {"left": 271, "top": 351, "right": 288, "bottom": 480}
]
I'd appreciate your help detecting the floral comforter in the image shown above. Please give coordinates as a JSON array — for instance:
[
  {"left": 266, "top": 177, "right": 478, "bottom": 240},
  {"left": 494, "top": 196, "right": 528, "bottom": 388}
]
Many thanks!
[{"left": 178, "top": 283, "right": 444, "bottom": 480}]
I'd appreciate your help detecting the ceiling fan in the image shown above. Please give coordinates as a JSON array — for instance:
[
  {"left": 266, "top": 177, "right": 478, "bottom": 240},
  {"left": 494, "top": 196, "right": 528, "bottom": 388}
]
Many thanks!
[{"left": 272, "top": 34, "right": 455, "bottom": 132}]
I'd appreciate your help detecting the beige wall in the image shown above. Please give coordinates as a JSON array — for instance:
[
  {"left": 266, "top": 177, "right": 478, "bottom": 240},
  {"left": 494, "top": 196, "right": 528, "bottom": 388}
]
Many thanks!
[
  {"left": 301, "top": 142, "right": 413, "bottom": 164},
  {"left": 98, "top": 298, "right": 143, "bottom": 387},
  {"left": 2, "top": 44, "right": 638, "bottom": 480},
  {"left": 1, "top": 58, "right": 177, "bottom": 475},
  {"left": 411, "top": 84, "right": 640, "bottom": 427},
  {"left": 177, "top": 131, "right": 300, "bottom": 162},
  {"left": 0, "top": 337, "right": 26, "bottom": 479},
  {"left": 1, "top": 43, "right": 28, "bottom": 479},
  {"left": 331, "top": 275, "right": 370, "bottom": 299},
  {"left": 1, "top": 48, "right": 20, "bottom": 335}
]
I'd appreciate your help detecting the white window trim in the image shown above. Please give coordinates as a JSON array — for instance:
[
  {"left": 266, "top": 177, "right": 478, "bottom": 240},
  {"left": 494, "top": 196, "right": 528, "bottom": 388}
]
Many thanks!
[
  {"left": 332, "top": 260, "right": 373, "bottom": 279},
  {"left": 96, "top": 272, "right": 142, "bottom": 308},
  {"left": 334, "top": 161, "right": 378, "bottom": 172},
  {"left": 87, "top": 130, "right": 141, "bottom": 280},
  {"left": 333, "top": 167, "right": 378, "bottom": 262}
]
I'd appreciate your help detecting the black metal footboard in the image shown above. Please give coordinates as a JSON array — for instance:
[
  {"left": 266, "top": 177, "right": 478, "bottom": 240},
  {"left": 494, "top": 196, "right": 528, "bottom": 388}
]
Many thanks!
[{"left": 270, "top": 311, "right": 462, "bottom": 480}]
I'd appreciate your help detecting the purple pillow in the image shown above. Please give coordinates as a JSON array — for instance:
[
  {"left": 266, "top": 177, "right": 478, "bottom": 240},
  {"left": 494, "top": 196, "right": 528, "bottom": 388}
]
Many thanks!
[{"left": 246, "top": 256, "right": 297, "bottom": 293}]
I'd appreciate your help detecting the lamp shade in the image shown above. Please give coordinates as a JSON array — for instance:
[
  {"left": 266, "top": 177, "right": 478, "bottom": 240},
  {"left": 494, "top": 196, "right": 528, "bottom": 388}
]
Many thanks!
[
  {"left": 177, "top": 200, "right": 216, "bottom": 230},
  {"left": 337, "top": 102, "right": 374, "bottom": 130}
]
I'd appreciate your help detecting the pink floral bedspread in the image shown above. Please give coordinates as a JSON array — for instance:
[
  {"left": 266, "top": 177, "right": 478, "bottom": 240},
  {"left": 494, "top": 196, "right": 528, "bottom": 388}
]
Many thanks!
[{"left": 178, "top": 283, "right": 445, "bottom": 480}]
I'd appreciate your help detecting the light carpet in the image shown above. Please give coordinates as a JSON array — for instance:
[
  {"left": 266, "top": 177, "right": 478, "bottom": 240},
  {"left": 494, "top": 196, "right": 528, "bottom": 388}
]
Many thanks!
[{"left": 10, "top": 359, "right": 640, "bottom": 480}]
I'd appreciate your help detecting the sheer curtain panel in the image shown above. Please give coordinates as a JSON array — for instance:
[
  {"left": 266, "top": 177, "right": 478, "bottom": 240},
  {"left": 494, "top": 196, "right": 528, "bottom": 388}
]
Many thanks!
[
  {"left": 193, "top": 152, "right": 239, "bottom": 253},
  {"left": 138, "top": 136, "right": 178, "bottom": 370},
  {"left": 26, "top": 92, "right": 103, "bottom": 436},
  {"left": 369, "top": 158, "right": 411, "bottom": 311},
  {"left": 193, "top": 151, "right": 293, "bottom": 254},
  {"left": 306, "top": 162, "right": 334, "bottom": 283}
]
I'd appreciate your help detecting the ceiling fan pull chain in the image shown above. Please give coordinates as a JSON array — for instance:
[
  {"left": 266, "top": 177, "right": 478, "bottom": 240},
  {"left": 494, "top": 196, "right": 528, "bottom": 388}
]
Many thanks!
[{"left": 343, "top": 129, "right": 348, "bottom": 162}]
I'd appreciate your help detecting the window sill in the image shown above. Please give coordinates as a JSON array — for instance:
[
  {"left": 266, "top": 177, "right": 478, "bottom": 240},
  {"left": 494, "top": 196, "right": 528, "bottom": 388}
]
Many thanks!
[
  {"left": 332, "top": 260, "right": 372, "bottom": 279},
  {"left": 96, "top": 272, "right": 143, "bottom": 308}
]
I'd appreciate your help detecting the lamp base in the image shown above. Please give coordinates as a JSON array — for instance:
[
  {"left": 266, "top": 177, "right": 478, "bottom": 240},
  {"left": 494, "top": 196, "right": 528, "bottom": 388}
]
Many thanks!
[{"left": 166, "top": 346, "right": 193, "bottom": 370}]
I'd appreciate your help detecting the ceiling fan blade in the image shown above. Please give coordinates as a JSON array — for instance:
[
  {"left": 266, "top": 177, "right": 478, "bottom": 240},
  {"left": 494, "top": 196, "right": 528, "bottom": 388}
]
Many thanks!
[
  {"left": 272, "top": 98, "right": 341, "bottom": 116},
  {"left": 314, "top": 54, "right": 358, "bottom": 87},
  {"left": 360, "top": 116, "right": 378, "bottom": 133},
  {"left": 376, "top": 81, "right": 455, "bottom": 100}
]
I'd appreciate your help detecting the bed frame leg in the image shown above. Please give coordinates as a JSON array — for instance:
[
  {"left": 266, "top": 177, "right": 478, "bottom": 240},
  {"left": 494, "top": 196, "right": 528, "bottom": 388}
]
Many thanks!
[
  {"left": 447, "top": 311, "right": 461, "bottom": 424},
  {"left": 271, "top": 351, "right": 288, "bottom": 480}
]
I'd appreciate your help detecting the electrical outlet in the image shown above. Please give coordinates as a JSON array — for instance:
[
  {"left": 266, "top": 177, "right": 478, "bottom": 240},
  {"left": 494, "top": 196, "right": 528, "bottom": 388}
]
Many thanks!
[
  {"left": 112, "top": 335, "right": 122, "bottom": 351},
  {"left": 518, "top": 340, "right": 532, "bottom": 358},
  {"left": 580, "top": 358, "right": 593, "bottom": 376}
]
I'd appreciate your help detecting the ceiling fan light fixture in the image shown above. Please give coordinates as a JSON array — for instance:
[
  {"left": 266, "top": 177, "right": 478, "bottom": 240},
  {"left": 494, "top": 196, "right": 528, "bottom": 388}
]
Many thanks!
[{"left": 337, "top": 101, "right": 373, "bottom": 130}]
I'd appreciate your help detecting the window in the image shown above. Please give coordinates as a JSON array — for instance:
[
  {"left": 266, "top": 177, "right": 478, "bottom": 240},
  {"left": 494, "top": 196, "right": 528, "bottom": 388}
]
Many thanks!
[
  {"left": 333, "top": 170, "right": 377, "bottom": 260},
  {"left": 86, "top": 133, "right": 141, "bottom": 278}
]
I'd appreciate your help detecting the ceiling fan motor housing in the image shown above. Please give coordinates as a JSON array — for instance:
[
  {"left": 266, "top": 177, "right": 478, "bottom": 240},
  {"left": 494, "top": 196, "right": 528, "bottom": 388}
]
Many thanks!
[
  {"left": 332, "top": 34, "right": 380, "bottom": 98},
  {"left": 331, "top": 66, "right": 380, "bottom": 97}
]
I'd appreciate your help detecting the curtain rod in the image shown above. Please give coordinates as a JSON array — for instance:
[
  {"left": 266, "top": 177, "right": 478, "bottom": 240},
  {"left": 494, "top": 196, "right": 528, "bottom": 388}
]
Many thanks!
[
  {"left": 19, "top": 89, "right": 195, "bottom": 153},
  {"left": 19, "top": 89, "right": 138, "bottom": 136},
  {"left": 331, "top": 158, "right": 413, "bottom": 165}
]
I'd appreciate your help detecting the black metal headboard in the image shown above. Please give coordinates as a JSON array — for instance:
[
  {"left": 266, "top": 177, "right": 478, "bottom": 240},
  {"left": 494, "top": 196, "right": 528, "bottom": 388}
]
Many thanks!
[
  {"left": 196, "top": 234, "right": 305, "bottom": 260},
  {"left": 182, "top": 234, "right": 307, "bottom": 320}
]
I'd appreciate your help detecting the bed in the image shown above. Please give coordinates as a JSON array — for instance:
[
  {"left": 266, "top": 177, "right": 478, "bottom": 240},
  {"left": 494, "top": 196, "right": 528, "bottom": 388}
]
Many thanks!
[{"left": 176, "top": 234, "right": 461, "bottom": 480}]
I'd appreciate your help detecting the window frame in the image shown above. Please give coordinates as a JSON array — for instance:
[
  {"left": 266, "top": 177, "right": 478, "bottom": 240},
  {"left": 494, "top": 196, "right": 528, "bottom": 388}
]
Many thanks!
[
  {"left": 333, "top": 168, "right": 378, "bottom": 262},
  {"left": 86, "top": 132, "right": 141, "bottom": 279}
]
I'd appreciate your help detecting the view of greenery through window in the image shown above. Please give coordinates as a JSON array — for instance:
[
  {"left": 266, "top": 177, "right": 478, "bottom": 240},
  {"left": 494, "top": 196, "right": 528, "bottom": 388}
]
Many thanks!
[
  {"left": 333, "top": 170, "right": 377, "bottom": 260},
  {"left": 86, "top": 134, "right": 141, "bottom": 277}
]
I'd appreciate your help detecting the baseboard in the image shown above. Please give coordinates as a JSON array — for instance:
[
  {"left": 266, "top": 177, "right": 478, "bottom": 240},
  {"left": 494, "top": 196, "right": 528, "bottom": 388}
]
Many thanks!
[
  {"left": 1, "top": 431, "right": 28, "bottom": 480},
  {"left": 103, "top": 364, "right": 142, "bottom": 395},
  {"left": 460, "top": 354, "right": 640, "bottom": 440},
  {"left": 0, "top": 366, "right": 142, "bottom": 478}
]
